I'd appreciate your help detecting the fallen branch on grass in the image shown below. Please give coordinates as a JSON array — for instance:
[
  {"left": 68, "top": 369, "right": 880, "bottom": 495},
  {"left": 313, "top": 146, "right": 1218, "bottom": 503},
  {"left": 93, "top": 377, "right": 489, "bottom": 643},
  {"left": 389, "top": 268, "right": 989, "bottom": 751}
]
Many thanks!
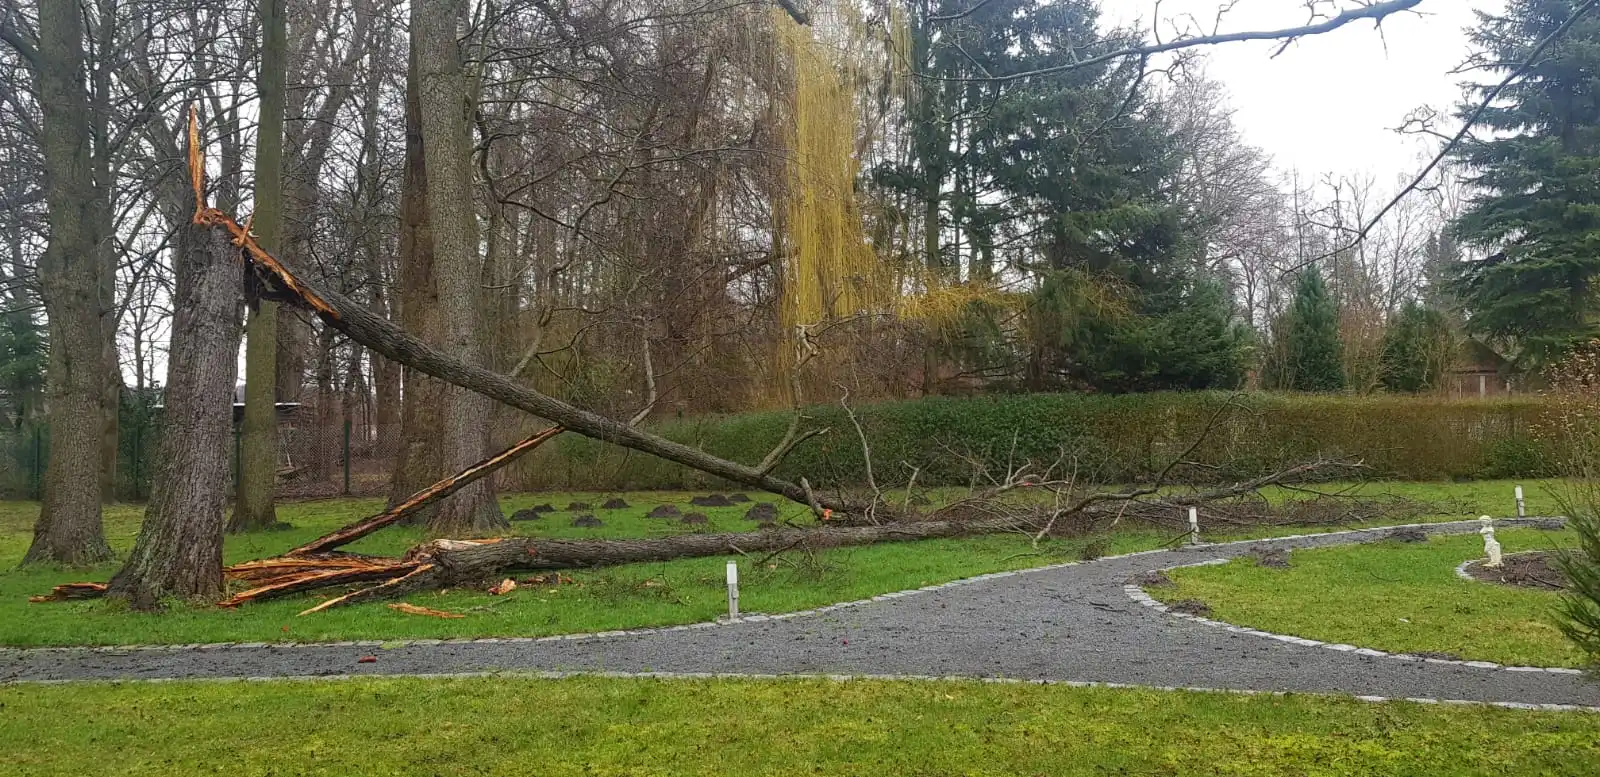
[{"left": 287, "top": 425, "right": 566, "bottom": 556}]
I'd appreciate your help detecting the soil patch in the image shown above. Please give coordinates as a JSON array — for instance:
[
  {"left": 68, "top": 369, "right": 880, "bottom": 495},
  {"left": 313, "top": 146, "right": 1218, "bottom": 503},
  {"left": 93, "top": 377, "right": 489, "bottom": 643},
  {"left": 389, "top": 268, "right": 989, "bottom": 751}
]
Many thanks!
[
  {"left": 1382, "top": 528, "right": 1429, "bottom": 543},
  {"left": 571, "top": 515, "right": 604, "bottom": 528},
  {"left": 510, "top": 509, "right": 543, "bottom": 522},
  {"left": 601, "top": 498, "right": 630, "bottom": 510},
  {"left": 1168, "top": 599, "right": 1212, "bottom": 617},
  {"left": 1247, "top": 545, "right": 1291, "bottom": 569},
  {"left": 647, "top": 504, "right": 682, "bottom": 518},
  {"left": 1463, "top": 551, "right": 1570, "bottom": 591},
  {"left": 690, "top": 494, "right": 734, "bottom": 507}
]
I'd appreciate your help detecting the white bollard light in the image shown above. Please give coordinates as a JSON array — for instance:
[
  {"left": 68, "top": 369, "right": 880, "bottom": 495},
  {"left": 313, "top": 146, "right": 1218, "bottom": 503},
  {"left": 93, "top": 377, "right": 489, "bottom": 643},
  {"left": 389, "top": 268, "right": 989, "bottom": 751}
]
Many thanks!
[
  {"left": 726, "top": 560, "right": 740, "bottom": 620},
  {"left": 1188, "top": 506, "right": 1200, "bottom": 546},
  {"left": 1515, "top": 485, "right": 1526, "bottom": 518}
]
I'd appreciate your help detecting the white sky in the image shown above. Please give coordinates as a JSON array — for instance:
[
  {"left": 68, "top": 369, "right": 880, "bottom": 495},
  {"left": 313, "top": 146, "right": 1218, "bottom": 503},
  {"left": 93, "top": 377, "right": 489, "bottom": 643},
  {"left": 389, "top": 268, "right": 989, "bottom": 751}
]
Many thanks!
[{"left": 1106, "top": 0, "right": 1502, "bottom": 184}]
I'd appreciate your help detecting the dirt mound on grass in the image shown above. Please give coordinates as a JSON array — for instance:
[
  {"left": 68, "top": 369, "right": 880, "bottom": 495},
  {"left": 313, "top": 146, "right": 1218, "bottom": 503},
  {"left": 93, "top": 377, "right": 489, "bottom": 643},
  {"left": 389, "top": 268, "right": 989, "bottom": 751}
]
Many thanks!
[
  {"left": 510, "top": 509, "right": 543, "bottom": 522},
  {"left": 571, "top": 515, "right": 604, "bottom": 528},
  {"left": 1168, "top": 599, "right": 1212, "bottom": 617},
  {"left": 690, "top": 494, "right": 734, "bottom": 507},
  {"left": 647, "top": 504, "right": 681, "bottom": 518},
  {"left": 1464, "top": 551, "right": 1570, "bottom": 591},
  {"left": 601, "top": 498, "right": 630, "bottom": 509},
  {"left": 1382, "top": 528, "right": 1429, "bottom": 543},
  {"left": 1247, "top": 545, "right": 1291, "bottom": 569}
]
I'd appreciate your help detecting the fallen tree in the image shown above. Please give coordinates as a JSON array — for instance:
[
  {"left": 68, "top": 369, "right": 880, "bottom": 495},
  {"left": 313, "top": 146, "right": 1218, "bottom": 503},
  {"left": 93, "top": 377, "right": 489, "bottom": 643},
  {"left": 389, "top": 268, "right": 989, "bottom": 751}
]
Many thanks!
[
  {"left": 216, "top": 199, "right": 843, "bottom": 511},
  {"left": 27, "top": 114, "right": 1365, "bottom": 613}
]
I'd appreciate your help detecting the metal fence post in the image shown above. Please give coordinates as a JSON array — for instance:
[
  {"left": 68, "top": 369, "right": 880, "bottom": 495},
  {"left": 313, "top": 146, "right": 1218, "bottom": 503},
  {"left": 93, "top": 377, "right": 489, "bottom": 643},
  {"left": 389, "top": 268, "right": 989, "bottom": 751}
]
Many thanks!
[
  {"left": 342, "top": 417, "right": 352, "bottom": 496},
  {"left": 132, "top": 422, "right": 142, "bottom": 501},
  {"left": 31, "top": 425, "right": 42, "bottom": 500}
]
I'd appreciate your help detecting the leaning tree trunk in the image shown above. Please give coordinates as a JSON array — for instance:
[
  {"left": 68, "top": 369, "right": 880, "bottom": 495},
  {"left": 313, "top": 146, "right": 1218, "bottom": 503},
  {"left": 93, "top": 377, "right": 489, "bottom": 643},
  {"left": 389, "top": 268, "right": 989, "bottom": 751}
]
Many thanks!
[
  {"left": 107, "top": 219, "right": 243, "bottom": 608},
  {"left": 413, "top": 0, "right": 505, "bottom": 536},
  {"left": 22, "top": 0, "right": 112, "bottom": 566},
  {"left": 231, "top": 0, "right": 287, "bottom": 532}
]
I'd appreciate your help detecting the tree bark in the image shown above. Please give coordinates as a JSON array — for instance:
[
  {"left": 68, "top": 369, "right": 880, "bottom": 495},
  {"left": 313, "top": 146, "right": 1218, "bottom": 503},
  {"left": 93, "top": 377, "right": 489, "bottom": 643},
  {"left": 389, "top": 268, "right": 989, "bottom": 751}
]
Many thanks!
[
  {"left": 413, "top": 0, "right": 505, "bottom": 536},
  {"left": 259, "top": 267, "right": 840, "bottom": 510},
  {"left": 386, "top": 38, "right": 446, "bottom": 519},
  {"left": 231, "top": 0, "right": 287, "bottom": 533},
  {"left": 23, "top": 0, "right": 113, "bottom": 566},
  {"left": 107, "top": 220, "right": 243, "bottom": 609},
  {"left": 296, "top": 516, "right": 1026, "bottom": 612}
]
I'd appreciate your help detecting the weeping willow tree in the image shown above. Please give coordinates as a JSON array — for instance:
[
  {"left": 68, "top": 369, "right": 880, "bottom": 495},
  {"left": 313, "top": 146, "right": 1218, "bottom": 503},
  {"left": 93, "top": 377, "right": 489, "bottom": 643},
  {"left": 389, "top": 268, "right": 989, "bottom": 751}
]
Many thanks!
[{"left": 770, "top": 6, "right": 896, "bottom": 401}]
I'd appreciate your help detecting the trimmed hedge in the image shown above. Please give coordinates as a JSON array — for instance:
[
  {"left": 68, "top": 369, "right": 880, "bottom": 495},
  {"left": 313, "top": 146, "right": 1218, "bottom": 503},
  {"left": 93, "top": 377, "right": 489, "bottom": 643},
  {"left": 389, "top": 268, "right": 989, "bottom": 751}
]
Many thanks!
[{"left": 511, "top": 392, "right": 1558, "bottom": 491}]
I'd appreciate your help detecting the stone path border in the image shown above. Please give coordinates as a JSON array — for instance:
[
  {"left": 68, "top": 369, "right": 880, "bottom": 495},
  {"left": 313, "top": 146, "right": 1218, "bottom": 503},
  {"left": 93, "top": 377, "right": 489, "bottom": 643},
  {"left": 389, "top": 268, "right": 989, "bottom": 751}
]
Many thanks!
[
  {"left": 0, "top": 554, "right": 1155, "bottom": 656},
  {"left": 1126, "top": 558, "right": 1583, "bottom": 675},
  {"left": 8, "top": 668, "right": 1597, "bottom": 714},
  {"left": 1, "top": 521, "right": 1547, "bottom": 656},
  {"left": 4, "top": 517, "right": 1595, "bottom": 710}
]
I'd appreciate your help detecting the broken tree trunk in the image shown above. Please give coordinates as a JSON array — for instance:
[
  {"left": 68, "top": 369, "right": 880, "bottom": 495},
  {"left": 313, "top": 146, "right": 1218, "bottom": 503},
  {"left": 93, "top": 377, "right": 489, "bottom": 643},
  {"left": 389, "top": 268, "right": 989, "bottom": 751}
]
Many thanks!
[
  {"left": 285, "top": 515, "right": 1032, "bottom": 613},
  {"left": 218, "top": 224, "right": 838, "bottom": 510},
  {"left": 106, "top": 202, "right": 243, "bottom": 608}
]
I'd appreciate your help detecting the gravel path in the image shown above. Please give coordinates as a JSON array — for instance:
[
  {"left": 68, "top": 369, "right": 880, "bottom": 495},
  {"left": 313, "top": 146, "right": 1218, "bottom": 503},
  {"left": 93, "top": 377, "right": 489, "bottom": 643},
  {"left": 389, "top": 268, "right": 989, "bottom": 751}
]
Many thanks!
[{"left": 3, "top": 519, "right": 1595, "bottom": 707}]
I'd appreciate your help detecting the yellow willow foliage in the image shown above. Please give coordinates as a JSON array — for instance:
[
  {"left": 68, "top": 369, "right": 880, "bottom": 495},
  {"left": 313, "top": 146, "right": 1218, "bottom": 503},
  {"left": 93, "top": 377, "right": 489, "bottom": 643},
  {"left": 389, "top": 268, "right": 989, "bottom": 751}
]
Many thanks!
[
  {"left": 775, "top": 10, "right": 886, "bottom": 330},
  {"left": 898, "top": 280, "right": 1022, "bottom": 328},
  {"left": 770, "top": 7, "right": 897, "bottom": 403}
]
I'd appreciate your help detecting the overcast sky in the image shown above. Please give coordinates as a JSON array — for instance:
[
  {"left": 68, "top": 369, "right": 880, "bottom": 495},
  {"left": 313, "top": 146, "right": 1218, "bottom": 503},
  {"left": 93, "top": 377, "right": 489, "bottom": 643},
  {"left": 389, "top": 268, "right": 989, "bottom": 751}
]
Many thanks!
[{"left": 1105, "top": 0, "right": 1502, "bottom": 186}]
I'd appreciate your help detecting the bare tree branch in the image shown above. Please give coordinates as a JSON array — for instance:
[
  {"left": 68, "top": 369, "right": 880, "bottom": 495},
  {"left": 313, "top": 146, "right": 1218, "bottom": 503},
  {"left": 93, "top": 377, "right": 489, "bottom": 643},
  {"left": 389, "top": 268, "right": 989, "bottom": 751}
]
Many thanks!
[
  {"left": 1282, "top": 0, "right": 1600, "bottom": 275},
  {"left": 936, "top": 0, "right": 1423, "bottom": 83}
]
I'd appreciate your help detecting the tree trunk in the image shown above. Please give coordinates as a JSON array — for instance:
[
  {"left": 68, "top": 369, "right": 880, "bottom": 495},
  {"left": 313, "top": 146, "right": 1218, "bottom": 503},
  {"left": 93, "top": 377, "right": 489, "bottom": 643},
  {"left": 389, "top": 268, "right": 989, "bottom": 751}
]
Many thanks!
[
  {"left": 297, "top": 516, "right": 1028, "bottom": 612},
  {"left": 386, "top": 39, "right": 445, "bottom": 519},
  {"left": 258, "top": 266, "right": 840, "bottom": 510},
  {"left": 413, "top": 0, "right": 505, "bottom": 536},
  {"left": 231, "top": 0, "right": 286, "bottom": 533},
  {"left": 107, "top": 221, "right": 243, "bottom": 608},
  {"left": 23, "top": 0, "right": 112, "bottom": 566}
]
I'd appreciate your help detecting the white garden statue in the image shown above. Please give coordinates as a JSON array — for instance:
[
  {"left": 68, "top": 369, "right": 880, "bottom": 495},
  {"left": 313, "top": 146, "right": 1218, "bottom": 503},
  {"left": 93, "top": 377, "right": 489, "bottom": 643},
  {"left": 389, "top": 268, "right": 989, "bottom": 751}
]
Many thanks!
[{"left": 1480, "top": 516, "right": 1504, "bottom": 568}]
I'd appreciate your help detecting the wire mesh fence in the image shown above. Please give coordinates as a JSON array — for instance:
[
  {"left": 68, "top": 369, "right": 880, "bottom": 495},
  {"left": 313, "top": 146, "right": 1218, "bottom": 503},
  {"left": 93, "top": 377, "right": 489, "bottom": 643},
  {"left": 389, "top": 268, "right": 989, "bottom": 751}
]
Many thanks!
[{"left": 1, "top": 401, "right": 402, "bottom": 503}]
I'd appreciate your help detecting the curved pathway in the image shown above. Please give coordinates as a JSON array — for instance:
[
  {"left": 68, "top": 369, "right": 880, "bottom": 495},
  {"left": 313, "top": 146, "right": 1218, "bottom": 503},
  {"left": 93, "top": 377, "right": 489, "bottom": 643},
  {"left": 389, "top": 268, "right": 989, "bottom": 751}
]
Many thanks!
[{"left": 3, "top": 519, "right": 1595, "bottom": 708}]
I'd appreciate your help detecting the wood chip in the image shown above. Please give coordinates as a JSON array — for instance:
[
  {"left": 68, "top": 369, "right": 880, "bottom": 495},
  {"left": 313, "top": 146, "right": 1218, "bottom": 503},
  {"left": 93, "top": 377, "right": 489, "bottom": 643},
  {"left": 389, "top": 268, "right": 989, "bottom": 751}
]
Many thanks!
[
  {"left": 488, "top": 578, "right": 517, "bottom": 595},
  {"left": 387, "top": 602, "right": 466, "bottom": 619}
]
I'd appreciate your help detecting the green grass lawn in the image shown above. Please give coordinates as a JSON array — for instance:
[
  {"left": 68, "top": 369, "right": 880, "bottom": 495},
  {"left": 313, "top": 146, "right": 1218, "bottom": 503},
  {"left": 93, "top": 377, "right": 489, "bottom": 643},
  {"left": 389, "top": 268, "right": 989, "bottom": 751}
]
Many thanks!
[
  {"left": 1152, "top": 528, "right": 1587, "bottom": 668},
  {"left": 2, "top": 675, "right": 1596, "bottom": 776},
  {"left": 0, "top": 479, "right": 1566, "bottom": 648}
]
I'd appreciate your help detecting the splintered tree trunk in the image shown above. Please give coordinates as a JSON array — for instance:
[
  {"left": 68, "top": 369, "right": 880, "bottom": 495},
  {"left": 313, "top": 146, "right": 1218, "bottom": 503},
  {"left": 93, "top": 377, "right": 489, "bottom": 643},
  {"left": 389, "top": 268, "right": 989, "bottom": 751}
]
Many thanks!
[
  {"left": 413, "top": 0, "right": 505, "bottom": 536},
  {"left": 386, "top": 39, "right": 445, "bottom": 519},
  {"left": 23, "top": 0, "right": 112, "bottom": 566},
  {"left": 231, "top": 0, "right": 286, "bottom": 532},
  {"left": 107, "top": 223, "right": 243, "bottom": 608}
]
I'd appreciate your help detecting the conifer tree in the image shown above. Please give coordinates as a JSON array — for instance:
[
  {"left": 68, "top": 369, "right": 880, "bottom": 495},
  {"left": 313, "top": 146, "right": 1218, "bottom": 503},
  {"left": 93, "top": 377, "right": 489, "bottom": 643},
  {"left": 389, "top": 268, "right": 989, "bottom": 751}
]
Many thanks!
[{"left": 1451, "top": 0, "right": 1600, "bottom": 364}]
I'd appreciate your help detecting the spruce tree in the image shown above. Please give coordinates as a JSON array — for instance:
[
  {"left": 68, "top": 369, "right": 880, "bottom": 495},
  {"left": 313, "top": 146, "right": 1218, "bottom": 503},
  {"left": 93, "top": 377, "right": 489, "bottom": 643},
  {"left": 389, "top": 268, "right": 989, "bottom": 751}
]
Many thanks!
[
  {"left": 1451, "top": 0, "right": 1600, "bottom": 364},
  {"left": 1274, "top": 269, "right": 1344, "bottom": 392}
]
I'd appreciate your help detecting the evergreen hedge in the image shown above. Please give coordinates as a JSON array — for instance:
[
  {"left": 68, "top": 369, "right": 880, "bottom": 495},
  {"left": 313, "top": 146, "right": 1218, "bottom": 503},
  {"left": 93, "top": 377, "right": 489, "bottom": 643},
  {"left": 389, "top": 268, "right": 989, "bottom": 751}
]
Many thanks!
[{"left": 511, "top": 392, "right": 1557, "bottom": 491}]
